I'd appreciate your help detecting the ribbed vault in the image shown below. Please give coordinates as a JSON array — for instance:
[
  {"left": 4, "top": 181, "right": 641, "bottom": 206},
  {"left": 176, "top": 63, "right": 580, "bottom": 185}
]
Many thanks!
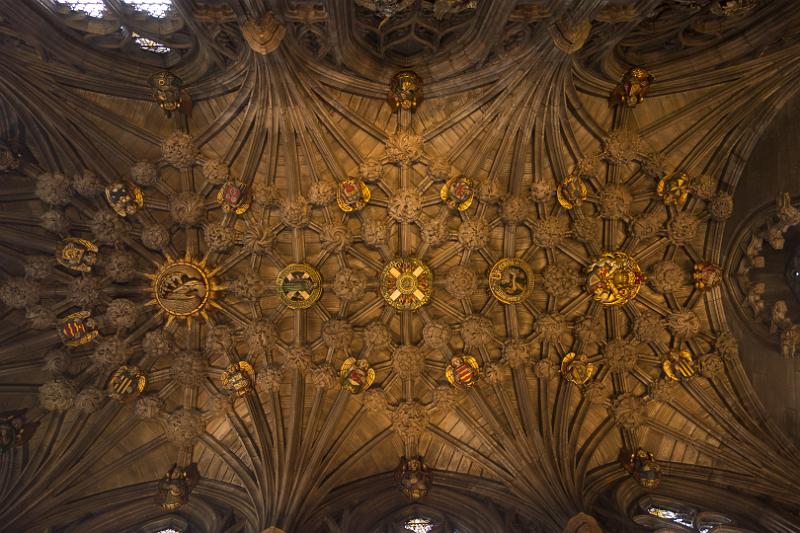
[{"left": 1, "top": 1, "right": 800, "bottom": 532}]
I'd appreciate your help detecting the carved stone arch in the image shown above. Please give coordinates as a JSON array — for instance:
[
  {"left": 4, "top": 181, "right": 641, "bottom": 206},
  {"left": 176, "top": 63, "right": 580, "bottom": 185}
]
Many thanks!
[
  {"left": 605, "top": 476, "right": 797, "bottom": 533},
  {"left": 138, "top": 515, "right": 190, "bottom": 533}
]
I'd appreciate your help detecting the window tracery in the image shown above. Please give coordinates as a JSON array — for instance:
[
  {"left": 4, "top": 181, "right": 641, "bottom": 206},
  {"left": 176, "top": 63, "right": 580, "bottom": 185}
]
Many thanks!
[
  {"left": 62, "top": 1, "right": 105, "bottom": 17},
  {"left": 62, "top": 1, "right": 173, "bottom": 18},
  {"left": 634, "top": 497, "right": 745, "bottom": 532},
  {"left": 403, "top": 517, "right": 435, "bottom": 533},
  {"left": 56, "top": 1, "right": 179, "bottom": 55},
  {"left": 132, "top": 32, "right": 171, "bottom": 53}
]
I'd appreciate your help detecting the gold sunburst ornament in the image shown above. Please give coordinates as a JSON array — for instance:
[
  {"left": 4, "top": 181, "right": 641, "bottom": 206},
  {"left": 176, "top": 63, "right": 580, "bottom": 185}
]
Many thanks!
[
  {"left": 146, "top": 255, "right": 222, "bottom": 328},
  {"left": 585, "top": 251, "right": 643, "bottom": 306},
  {"left": 488, "top": 258, "right": 533, "bottom": 304},
  {"left": 381, "top": 257, "right": 432, "bottom": 311}
]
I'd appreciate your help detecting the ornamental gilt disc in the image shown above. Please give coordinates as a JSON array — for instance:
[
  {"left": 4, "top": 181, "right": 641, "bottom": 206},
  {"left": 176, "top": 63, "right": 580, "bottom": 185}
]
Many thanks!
[
  {"left": 488, "top": 258, "right": 533, "bottom": 304},
  {"left": 585, "top": 251, "right": 643, "bottom": 306},
  {"left": 153, "top": 260, "right": 211, "bottom": 316},
  {"left": 381, "top": 257, "right": 432, "bottom": 311},
  {"left": 277, "top": 263, "right": 322, "bottom": 309}
]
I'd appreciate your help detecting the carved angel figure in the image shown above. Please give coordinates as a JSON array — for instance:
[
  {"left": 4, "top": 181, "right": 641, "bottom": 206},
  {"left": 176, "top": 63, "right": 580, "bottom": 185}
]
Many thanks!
[
  {"left": 746, "top": 282, "right": 766, "bottom": 317},
  {"left": 770, "top": 301, "right": 790, "bottom": 334},
  {"left": 781, "top": 325, "right": 800, "bottom": 359},
  {"left": 776, "top": 192, "right": 800, "bottom": 232}
]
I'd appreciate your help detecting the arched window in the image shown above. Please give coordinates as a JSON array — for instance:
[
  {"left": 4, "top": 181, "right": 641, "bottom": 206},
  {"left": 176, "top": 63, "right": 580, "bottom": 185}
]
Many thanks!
[
  {"left": 61, "top": 1, "right": 173, "bottom": 18},
  {"left": 138, "top": 515, "right": 188, "bottom": 533},
  {"left": 633, "top": 496, "right": 751, "bottom": 532},
  {"left": 403, "top": 517, "right": 435, "bottom": 533},
  {"left": 57, "top": 1, "right": 175, "bottom": 53}
]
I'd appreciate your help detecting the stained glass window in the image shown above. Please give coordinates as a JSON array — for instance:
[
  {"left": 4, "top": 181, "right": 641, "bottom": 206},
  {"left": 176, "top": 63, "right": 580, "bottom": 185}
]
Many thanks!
[
  {"left": 125, "top": 0, "right": 173, "bottom": 18},
  {"left": 61, "top": 1, "right": 173, "bottom": 18},
  {"left": 132, "top": 33, "right": 171, "bottom": 53},
  {"left": 647, "top": 505, "right": 695, "bottom": 528},
  {"left": 62, "top": 1, "right": 106, "bottom": 17},
  {"left": 404, "top": 518, "right": 434, "bottom": 533}
]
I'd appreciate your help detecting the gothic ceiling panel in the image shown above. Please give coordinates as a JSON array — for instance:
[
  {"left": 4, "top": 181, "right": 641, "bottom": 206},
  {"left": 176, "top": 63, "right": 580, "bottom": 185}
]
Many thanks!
[{"left": 1, "top": 1, "right": 800, "bottom": 533}]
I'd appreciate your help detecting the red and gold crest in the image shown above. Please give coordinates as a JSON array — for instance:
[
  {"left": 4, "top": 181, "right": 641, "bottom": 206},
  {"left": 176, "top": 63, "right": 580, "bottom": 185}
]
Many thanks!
[
  {"left": 339, "top": 357, "right": 376, "bottom": 394},
  {"left": 445, "top": 355, "right": 481, "bottom": 389},
  {"left": 337, "top": 178, "right": 371, "bottom": 212},
  {"left": 58, "top": 311, "right": 99, "bottom": 347},
  {"left": 217, "top": 180, "right": 251, "bottom": 215}
]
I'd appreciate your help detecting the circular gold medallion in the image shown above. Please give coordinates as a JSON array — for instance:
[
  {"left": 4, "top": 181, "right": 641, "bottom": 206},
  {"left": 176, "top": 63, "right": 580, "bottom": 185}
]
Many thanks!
[
  {"left": 381, "top": 257, "right": 432, "bottom": 311},
  {"left": 585, "top": 251, "right": 643, "bottom": 306},
  {"left": 153, "top": 260, "right": 210, "bottom": 316},
  {"left": 277, "top": 263, "right": 322, "bottom": 309},
  {"left": 488, "top": 258, "right": 533, "bottom": 304}
]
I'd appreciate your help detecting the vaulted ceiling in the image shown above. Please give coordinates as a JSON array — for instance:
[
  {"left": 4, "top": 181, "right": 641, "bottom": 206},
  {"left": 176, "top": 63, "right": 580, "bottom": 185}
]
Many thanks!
[{"left": 1, "top": 1, "right": 800, "bottom": 532}]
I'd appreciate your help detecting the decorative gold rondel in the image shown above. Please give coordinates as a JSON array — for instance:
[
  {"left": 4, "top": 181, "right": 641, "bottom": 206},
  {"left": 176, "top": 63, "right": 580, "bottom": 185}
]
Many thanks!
[
  {"left": 585, "top": 251, "right": 644, "bottom": 306},
  {"left": 381, "top": 257, "right": 432, "bottom": 311}
]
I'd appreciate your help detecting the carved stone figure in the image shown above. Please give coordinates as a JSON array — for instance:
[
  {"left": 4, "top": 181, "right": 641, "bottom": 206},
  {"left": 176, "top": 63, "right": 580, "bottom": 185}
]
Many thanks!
[
  {"left": 612, "top": 66, "right": 654, "bottom": 107},
  {"left": 622, "top": 447, "right": 662, "bottom": 489},
  {"left": 333, "top": 268, "right": 367, "bottom": 302},
  {"left": 395, "top": 456, "right": 432, "bottom": 501},
  {"left": 339, "top": 358, "right": 375, "bottom": 394},
  {"left": 388, "top": 188, "right": 422, "bottom": 222},
  {"left": 387, "top": 71, "right": 423, "bottom": 110},
  {"left": 155, "top": 463, "right": 199, "bottom": 511},
  {"left": 746, "top": 281, "right": 766, "bottom": 316},
  {"left": 241, "top": 13, "right": 286, "bottom": 54},
  {"left": 163, "top": 409, "right": 204, "bottom": 447},
  {"left": 770, "top": 301, "right": 790, "bottom": 333},
  {"left": 385, "top": 131, "right": 423, "bottom": 165},
  {"left": 781, "top": 325, "right": 800, "bottom": 359}
]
